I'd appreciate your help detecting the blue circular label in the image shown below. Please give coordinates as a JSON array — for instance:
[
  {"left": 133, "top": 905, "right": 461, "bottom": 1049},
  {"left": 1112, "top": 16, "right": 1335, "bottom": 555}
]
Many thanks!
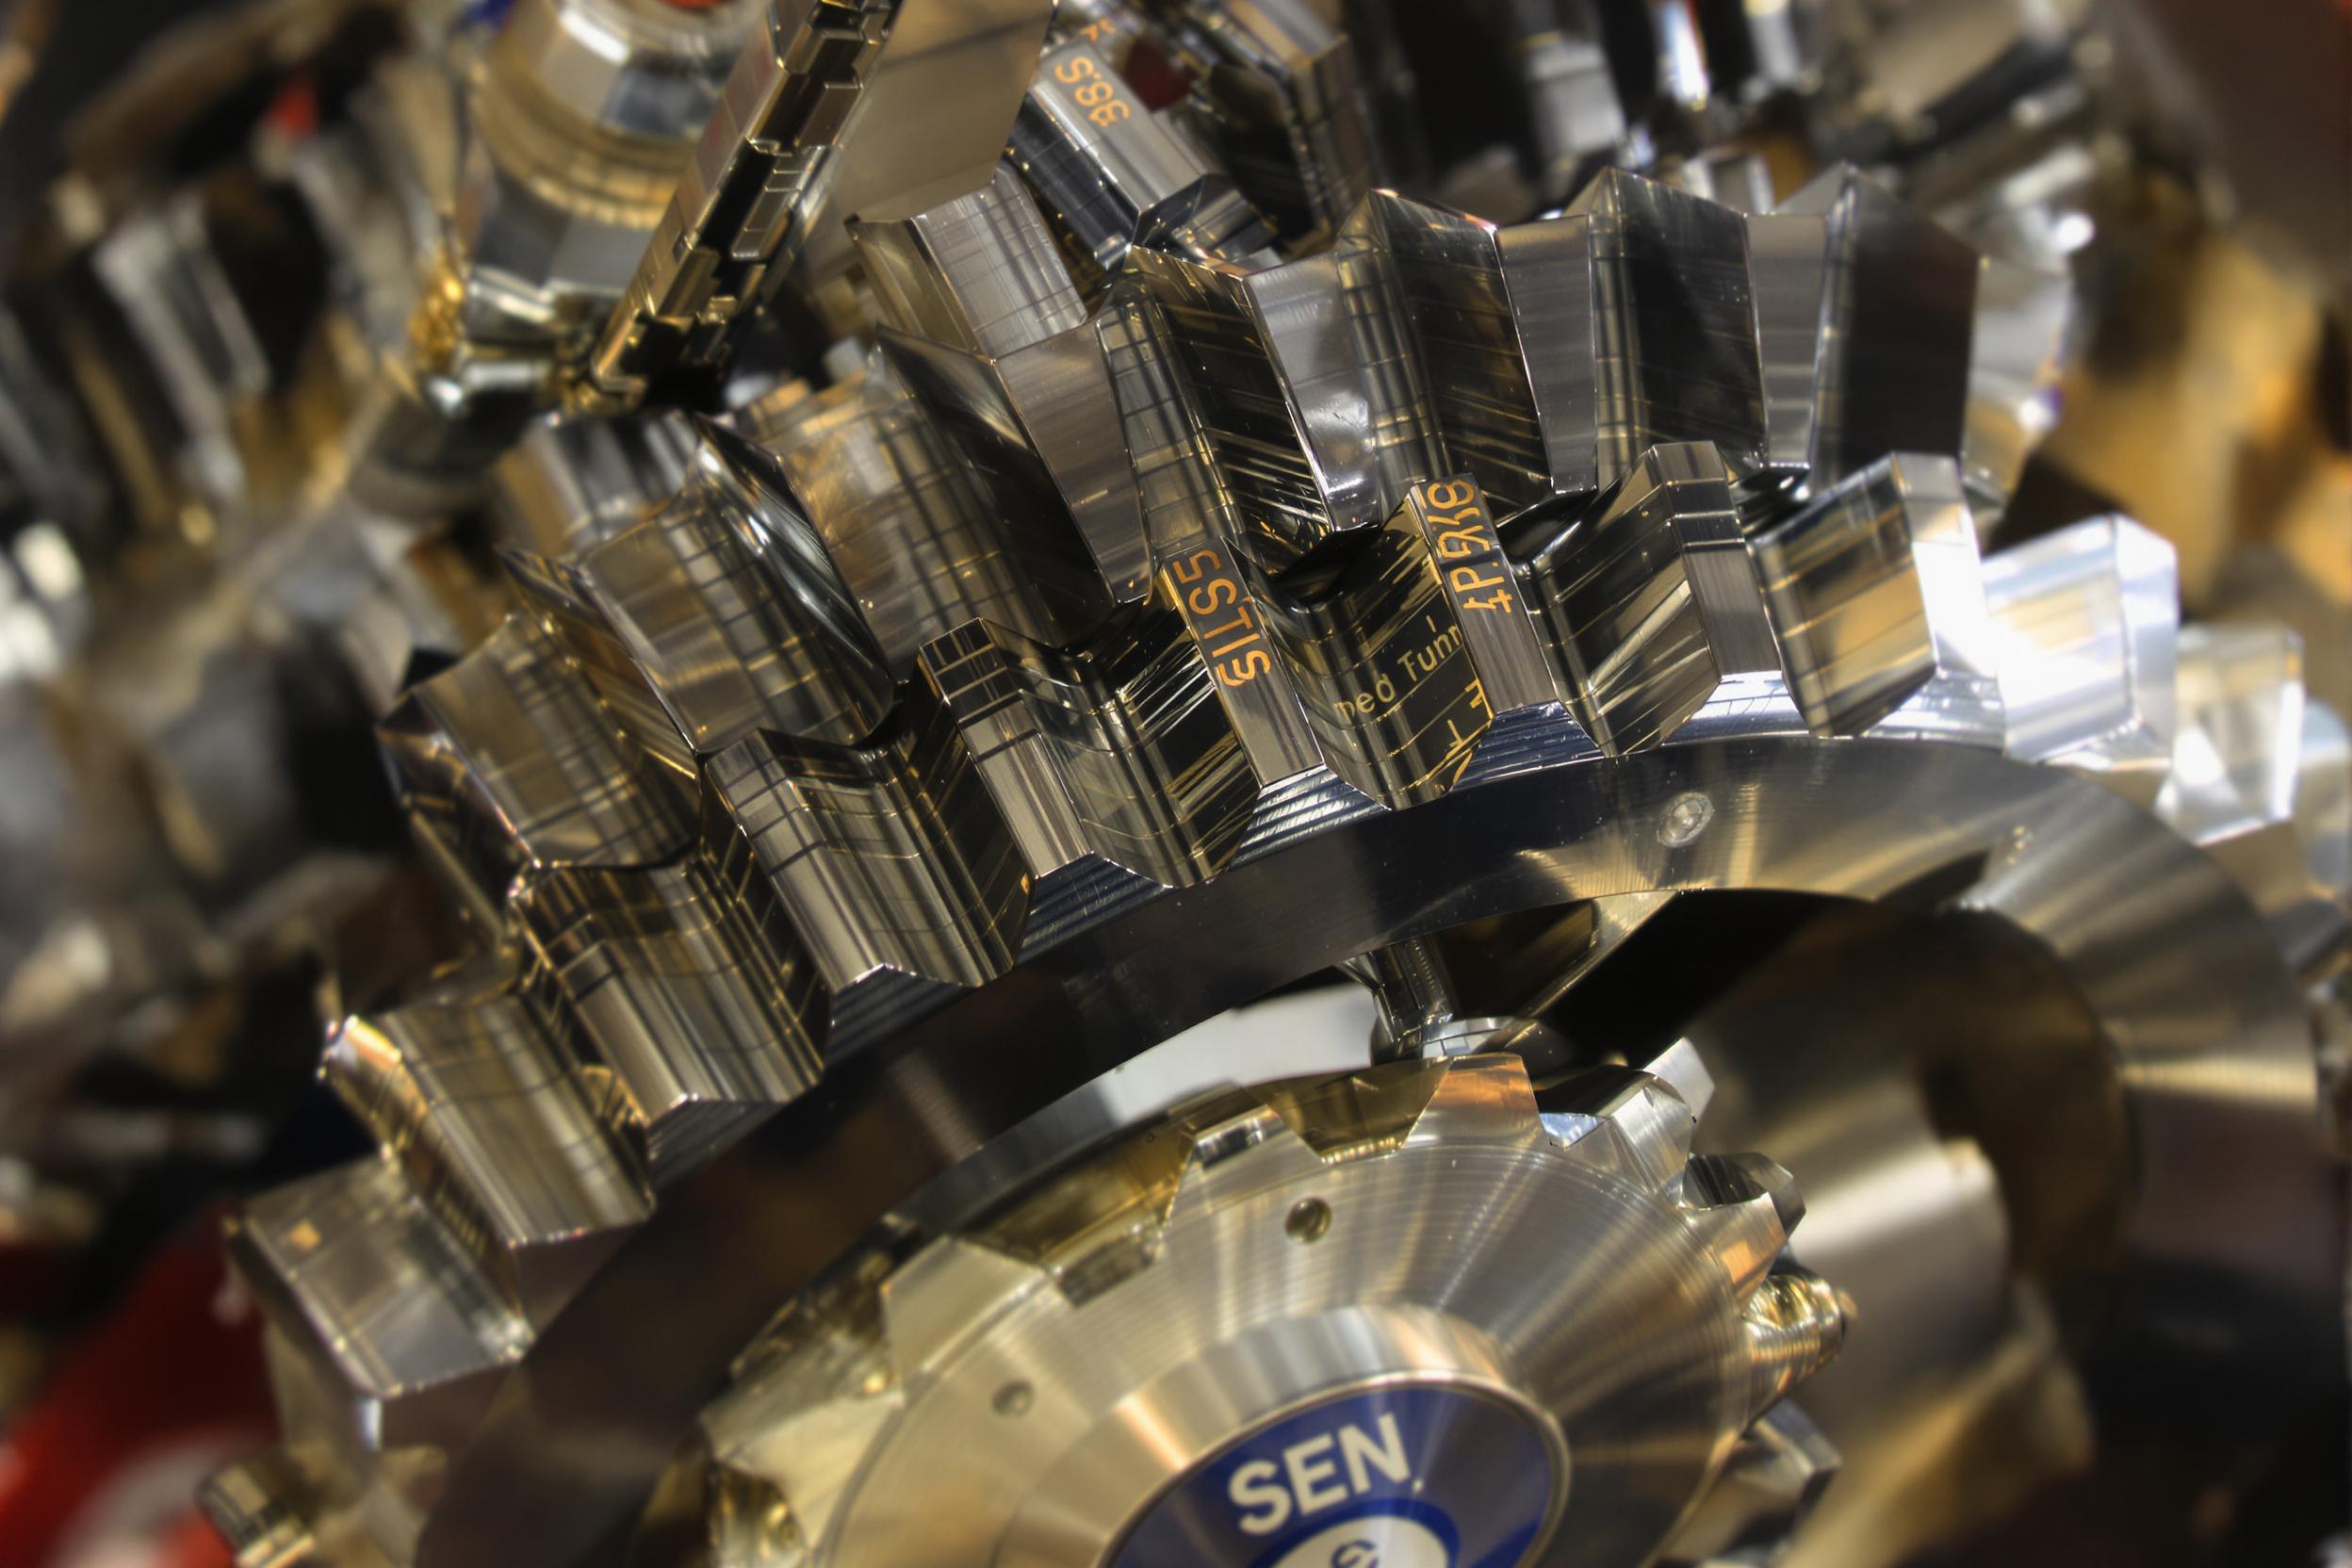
[{"left": 1110, "top": 1383, "right": 1559, "bottom": 1568}]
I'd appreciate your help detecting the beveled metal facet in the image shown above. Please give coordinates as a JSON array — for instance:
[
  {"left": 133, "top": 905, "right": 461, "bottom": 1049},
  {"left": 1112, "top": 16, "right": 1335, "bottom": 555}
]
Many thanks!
[
  {"left": 587, "top": 0, "right": 1055, "bottom": 403},
  {"left": 853, "top": 165, "right": 1151, "bottom": 603},
  {"left": 1983, "top": 514, "right": 2178, "bottom": 802},
  {"left": 1519, "top": 442, "right": 1777, "bottom": 755}
]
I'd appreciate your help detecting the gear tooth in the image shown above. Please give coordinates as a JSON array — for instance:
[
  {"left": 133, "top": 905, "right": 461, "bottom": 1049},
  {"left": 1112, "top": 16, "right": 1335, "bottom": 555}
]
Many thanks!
[
  {"left": 1520, "top": 442, "right": 1780, "bottom": 755},
  {"left": 1562, "top": 169, "right": 1768, "bottom": 485},
  {"left": 353, "top": 597, "right": 831, "bottom": 1234},
  {"left": 1159, "top": 1096, "right": 1328, "bottom": 1232},
  {"left": 1093, "top": 288, "right": 1340, "bottom": 806},
  {"left": 492, "top": 410, "right": 698, "bottom": 559},
  {"left": 375, "top": 614, "right": 695, "bottom": 908},
  {"left": 919, "top": 612, "right": 1257, "bottom": 901},
  {"left": 1644, "top": 1036, "right": 1719, "bottom": 1121},
  {"left": 1753, "top": 451, "right": 2002, "bottom": 744},
  {"left": 1679, "top": 1152, "right": 1804, "bottom": 1299},
  {"left": 1657, "top": 1402, "right": 1838, "bottom": 1568},
  {"left": 1685, "top": 1151, "right": 1805, "bottom": 1235},
  {"left": 706, "top": 1457, "right": 809, "bottom": 1568},
  {"left": 1494, "top": 215, "right": 1603, "bottom": 500},
  {"left": 853, "top": 164, "right": 1148, "bottom": 605},
  {"left": 850, "top": 163, "right": 1089, "bottom": 364},
  {"left": 1964, "top": 256, "right": 2073, "bottom": 530},
  {"left": 977, "top": 1102, "right": 1204, "bottom": 1298},
  {"left": 2154, "top": 624, "right": 2347, "bottom": 967},
  {"left": 298, "top": 514, "right": 479, "bottom": 720},
  {"left": 1354, "top": 193, "right": 1570, "bottom": 517},
  {"left": 879, "top": 1237, "right": 1056, "bottom": 1381},
  {"left": 1749, "top": 165, "right": 1976, "bottom": 494},
  {"left": 1984, "top": 514, "right": 2179, "bottom": 803},
  {"left": 1658, "top": 150, "right": 1776, "bottom": 214},
  {"left": 1130, "top": 173, "right": 1282, "bottom": 272},
  {"left": 230, "top": 1160, "right": 527, "bottom": 1459},
  {"left": 705, "top": 1263, "right": 907, "bottom": 1566},
  {"left": 514, "top": 423, "right": 896, "bottom": 757},
  {"left": 2160, "top": 623, "right": 2307, "bottom": 843},
  {"left": 497, "top": 551, "right": 697, "bottom": 778},
  {"left": 1232, "top": 498, "right": 1511, "bottom": 807},
  {"left": 323, "top": 971, "right": 651, "bottom": 1327},
  {"left": 1540, "top": 1066, "right": 1697, "bottom": 1190},
  {"left": 513, "top": 834, "right": 825, "bottom": 1180},
  {"left": 2296, "top": 697, "right": 2350, "bottom": 902},
  {"left": 739, "top": 359, "right": 1093, "bottom": 672},
  {"left": 1158, "top": 0, "right": 1371, "bottom": 248},
  {"left": 1403, "top": 1051, "right": 1546, "bottom": 1147},
  {"left": 915, "top": 621, "right": 1098, "bottom": 890},
  {"left": 706, "top": 689, "right": 1028, "bottom": 1048},
  {"left": 1394, "top": 474, "right": 1574, "bottom": 749},
  {"left": 1740, "top": 1270, "right": 1850, "bottom": 1423},
  {"left": 1124, "top": 246, "right": 1403, "bottom": 572},
  {"left": 199, "top": 1449, "right": 332, "bottom": 1568},
  {"left": 1246, "top": 1057, "right": 1454, "bottom": 1165},
  {"left": 1011, "top": 36, "right": 1277, "bottom": 281}
]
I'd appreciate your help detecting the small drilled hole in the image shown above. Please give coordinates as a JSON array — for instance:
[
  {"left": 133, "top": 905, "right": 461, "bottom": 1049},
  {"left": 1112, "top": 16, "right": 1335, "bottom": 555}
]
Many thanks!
[
  {"left": 992, "top": 1380, "right": 1034, "bottom": 1417},
  {"left": 1286, "top": 1198, "right": 1333, "bottom": 1244}
]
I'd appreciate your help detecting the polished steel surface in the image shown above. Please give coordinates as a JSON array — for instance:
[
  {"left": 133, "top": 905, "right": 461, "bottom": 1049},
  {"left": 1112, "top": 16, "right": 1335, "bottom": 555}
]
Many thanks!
[
  {"left": 1565, "top": 170, "right": 1766, "bottom": 487},
  {"left": 1135, "top": 0, "right": 1374, "bottom": 249},
  {"left": 515, "top": 425, "right": 896, "bottom": 754},
  {"left": 1752, "top": 450, "right": 1999, "bottom": 742},
  {"left": 0, "top": 6, "right": 2311, "bottom": 1566},
  {"left": 585, "top": 0, "right": 1055, "bottom": 404},
  {"left": 1984, "top": 513, "right": 2178, "bottom": 802},
  {"left": 496, "top": 0, "right": 760, "bottom": 141},
  {"left": 852, "top": 163, "right": 1151, "bottom": 602},
  {"left": 1519, "top": 441, "right": 1774, "bottom": 755},
  {"left": 743, "top": 362, "right": 1108, "bottom": 671},
  {"left": 323, "top": 964, "right": 653, "bottom": 1326},
  {"left": 2157, "top": 622, "right": 2352, "bottom": 972},
  {"left": 179, "top": 91, "right": 2347, "bottom": 1562},
  {"left": 699, "top": 1053, "right": 1841, "bottom": 1566},
  {"left": 1749, "top": 166, "right": 1978, "bottom": 492},
  {"left": 1009, "top": 38, "right": 1275, "bottom": 280},
  {"left": 400, "top": 737, "right": 2340, "bottom": 1568},
  {"left": 494, "top": 410, "right": 700, "bottom": 557}
]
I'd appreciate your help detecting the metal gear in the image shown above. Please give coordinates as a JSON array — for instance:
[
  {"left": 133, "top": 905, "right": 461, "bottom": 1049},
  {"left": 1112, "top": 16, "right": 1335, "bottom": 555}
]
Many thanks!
[
  {"left": 0, "top": 1, "right": 2336, "bottom": 1566},
  {"left": 689, "top": 1053, "right": 1842, "bottom": 1567}
]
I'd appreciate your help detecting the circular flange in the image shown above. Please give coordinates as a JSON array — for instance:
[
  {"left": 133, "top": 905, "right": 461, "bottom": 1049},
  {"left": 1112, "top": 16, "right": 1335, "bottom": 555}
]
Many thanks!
[{"left": 696, "top": 1054, "right": 1839, "bottom": 1567}]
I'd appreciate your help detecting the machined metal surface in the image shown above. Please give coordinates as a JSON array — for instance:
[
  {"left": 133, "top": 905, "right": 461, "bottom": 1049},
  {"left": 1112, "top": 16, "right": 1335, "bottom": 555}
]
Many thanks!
[
  {"left": 383, "top": 734, "right": 2336, "bottom": 1568},
  {"left": 698, "top": 1053, "right": 1841, "bottom": 1565},
  {"left": 215, "top": 132, "right": 2347, "bottom": 1568},
  {"left": 0, "top": 4, "right": 2340, "bottom": 1567}
]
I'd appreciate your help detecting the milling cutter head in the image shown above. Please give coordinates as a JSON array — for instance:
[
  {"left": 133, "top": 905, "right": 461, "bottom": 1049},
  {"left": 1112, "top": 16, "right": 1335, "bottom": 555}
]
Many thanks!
[{"left": 696, "top": 1054, "right": 1845, "bottom": 1567}]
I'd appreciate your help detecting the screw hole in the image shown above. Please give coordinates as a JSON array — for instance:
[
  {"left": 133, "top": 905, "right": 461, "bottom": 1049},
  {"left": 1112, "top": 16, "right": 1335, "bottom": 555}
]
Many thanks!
[
  {"left": 1659, "top": 790, "right": 1715, "bottom": 847},
  {"left": 1286, "top": 1198, "right": 1333, "bottom": 1244},
  {"left": 992, "top": 1380, "right": 1034, "bottom": 1417}
]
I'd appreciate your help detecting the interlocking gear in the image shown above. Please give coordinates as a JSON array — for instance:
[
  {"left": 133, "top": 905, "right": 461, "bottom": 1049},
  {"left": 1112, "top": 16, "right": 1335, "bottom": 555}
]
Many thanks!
[{"left": 0, "top": 3, "right": 2315, "bottom": 1567}]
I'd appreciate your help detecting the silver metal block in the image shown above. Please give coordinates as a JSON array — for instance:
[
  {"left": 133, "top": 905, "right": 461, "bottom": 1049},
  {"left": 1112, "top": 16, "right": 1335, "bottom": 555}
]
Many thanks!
[
  {"left": 1984, "top": 514, "right": 2177, "bottom": 802},
  {"left": 1756, "top": 450, "right": 2000, "bottom": 742}
]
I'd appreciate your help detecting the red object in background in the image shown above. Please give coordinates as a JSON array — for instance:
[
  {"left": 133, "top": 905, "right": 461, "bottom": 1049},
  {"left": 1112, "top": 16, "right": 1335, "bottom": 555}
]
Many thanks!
[
  {"left": 263, "top": 74, "right": 318, "bottom": 140},
  {"left": 0, "top": 1218, "right": 275, "bottom": 1568},
  {"left": 1120, "top": 37, "right": 1193, "bottom": 110}
]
